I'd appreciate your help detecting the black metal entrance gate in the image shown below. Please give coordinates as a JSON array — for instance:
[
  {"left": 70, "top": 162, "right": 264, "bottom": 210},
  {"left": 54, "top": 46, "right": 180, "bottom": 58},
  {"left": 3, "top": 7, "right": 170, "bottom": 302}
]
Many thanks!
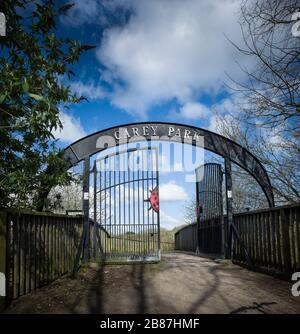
[
  {"left": 195, "top": 163, "right": 225, "bottom": 256},
  {"left": 93, "top": 147, "right": 160, "bottom": 263}
]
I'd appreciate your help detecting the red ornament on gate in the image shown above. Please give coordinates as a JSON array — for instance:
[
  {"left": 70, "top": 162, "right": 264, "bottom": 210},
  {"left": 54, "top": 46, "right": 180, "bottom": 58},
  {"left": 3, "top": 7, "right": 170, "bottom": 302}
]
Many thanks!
[{"left": 145, "top": 186, "right": 159, "bottom": 213}]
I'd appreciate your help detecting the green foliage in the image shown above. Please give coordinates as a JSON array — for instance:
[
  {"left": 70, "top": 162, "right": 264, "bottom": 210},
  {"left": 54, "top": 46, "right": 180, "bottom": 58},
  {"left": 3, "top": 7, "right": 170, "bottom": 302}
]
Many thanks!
[
  {"left": 0, "top": 1, "right": 89, "bottom": 209},
  {"left": 160, "top": 226, "right": 184, "bottom": 243}
]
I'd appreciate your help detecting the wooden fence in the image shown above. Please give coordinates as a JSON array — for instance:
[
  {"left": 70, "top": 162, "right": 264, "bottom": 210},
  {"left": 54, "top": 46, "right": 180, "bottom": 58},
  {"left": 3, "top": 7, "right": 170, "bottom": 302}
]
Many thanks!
[
  {"left": 175, "top": 223, "right": 198, "bottom": 252},
  {"left": 0, "top": 210, "right": 83, "bottom": 309},
  {"left": 233, "top": 204, "right": 300, "bottom": 275},
  {"left": 175, "top": 219, "right": 226, "bottom": 256},
  {"left": 0, "top": 209, "right": 175, "bottom": 310},
  {"left": 175, "top": 204, "right": 300, "bottom": 276}
]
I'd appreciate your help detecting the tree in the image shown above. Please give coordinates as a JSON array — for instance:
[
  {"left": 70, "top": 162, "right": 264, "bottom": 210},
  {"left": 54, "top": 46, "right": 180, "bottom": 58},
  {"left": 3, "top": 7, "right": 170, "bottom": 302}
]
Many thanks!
[
  {"left": 183, "top": 196, "right": 197, "bottom": 224},
  {"left": 48, "top": 175, "right": 111, "bottom": 225},
  {"left": 214, "top": 112, "right": 300, "bottom": 205},
  {"left": 222, "top": 0, "right": 300, "bottom": 204},
  {"left": 229, "top": 0, "right": 300, "bottom": 132},
  {"left": 0, "top": 1, "right": 93, "bottom": 209},
  {"left": 47, "top": 177, "right": 83, "bottom": 213}
]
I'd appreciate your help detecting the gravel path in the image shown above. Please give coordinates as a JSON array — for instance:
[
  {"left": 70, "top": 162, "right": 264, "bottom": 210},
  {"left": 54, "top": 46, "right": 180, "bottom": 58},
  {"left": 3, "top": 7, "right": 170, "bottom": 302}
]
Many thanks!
[{"left": 5, "top": 252, "right": 300, "bottom": 314}]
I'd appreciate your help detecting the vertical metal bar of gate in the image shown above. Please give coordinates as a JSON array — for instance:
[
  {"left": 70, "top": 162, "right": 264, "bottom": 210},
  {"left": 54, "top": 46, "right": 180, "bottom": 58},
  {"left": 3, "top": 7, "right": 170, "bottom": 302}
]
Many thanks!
[
  {"left": 82, "top": 157, "right": 90, "bottom": 262},
  {"left": 156, "top": 148, "right": 161, "bottom": 260},
  {"left": 93, "top": 163, "right": 97, "bottom": 258},
  {"left": 224, "top": 158, "right": 252, "bottom": 266},
  {"left": 225, "top": 158, "right": 233, "bottom": 259}
]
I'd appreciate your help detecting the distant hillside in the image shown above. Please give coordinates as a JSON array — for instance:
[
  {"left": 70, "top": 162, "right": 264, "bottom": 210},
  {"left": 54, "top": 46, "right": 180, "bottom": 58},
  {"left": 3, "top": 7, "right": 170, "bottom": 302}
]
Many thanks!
[{"left": 160, "top": 225, "right": 187, "bottom": 243}]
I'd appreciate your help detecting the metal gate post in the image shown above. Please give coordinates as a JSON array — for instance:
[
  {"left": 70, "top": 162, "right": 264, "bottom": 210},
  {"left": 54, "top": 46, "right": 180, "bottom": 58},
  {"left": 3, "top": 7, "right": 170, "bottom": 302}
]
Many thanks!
[
  {"left": 224, "top": 158, "right": 233, "bottom": 259},
  {"left": 195, "top": 178, "right": 201, "bottom": 254},
  {"left": 93, "top": 162, "right": 97, "bottom": 259},
  {"left": 82, "top": 156, "right": 90, "bottom": 262},
  {"left": 224, "top": 158, "right": 253, "bottom": 266},
  {"left": 155, "top": 148, "right": 161, "bottom": 260}
]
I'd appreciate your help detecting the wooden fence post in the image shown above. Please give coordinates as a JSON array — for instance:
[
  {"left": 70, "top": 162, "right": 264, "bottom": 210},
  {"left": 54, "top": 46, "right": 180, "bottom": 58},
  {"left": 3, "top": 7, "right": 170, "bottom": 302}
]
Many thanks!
[
  {"left": 0, "top": 211, "right": 7, "bottom": 311},
  {"left": 280, "top": 208, "right": 292, "bottom": 275}
]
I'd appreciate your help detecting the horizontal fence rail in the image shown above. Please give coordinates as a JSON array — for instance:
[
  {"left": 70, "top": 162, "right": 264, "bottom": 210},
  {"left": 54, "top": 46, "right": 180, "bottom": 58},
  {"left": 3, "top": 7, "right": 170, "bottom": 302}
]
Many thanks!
[
  {"left": 0, "top": 210, "right": 83, "bottom": 308},
  {"left": 175, "top": 204, "right": 300, "bottom": 276}
]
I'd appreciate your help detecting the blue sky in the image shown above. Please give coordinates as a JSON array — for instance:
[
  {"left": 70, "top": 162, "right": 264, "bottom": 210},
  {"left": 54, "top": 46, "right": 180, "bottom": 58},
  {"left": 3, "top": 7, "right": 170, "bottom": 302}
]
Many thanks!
[{"left": 51, "top": 0, "right": 253, "bottom": 229}]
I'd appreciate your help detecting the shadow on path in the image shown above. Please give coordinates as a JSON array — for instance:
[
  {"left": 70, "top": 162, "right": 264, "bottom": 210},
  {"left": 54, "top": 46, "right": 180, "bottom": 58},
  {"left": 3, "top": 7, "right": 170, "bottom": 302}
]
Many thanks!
[
  {"left": 230, "top": 302, "right": 277, "bottom": 314},
  {"left": 88, "top": 263, "right": 105, "bottom": 314}
]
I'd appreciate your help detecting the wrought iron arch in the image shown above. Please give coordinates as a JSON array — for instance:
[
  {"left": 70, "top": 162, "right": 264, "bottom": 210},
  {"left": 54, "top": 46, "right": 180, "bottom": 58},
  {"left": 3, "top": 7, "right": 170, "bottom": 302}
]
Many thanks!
[{"left": 62, "top": 122, "right": 274, "bottom": 207}]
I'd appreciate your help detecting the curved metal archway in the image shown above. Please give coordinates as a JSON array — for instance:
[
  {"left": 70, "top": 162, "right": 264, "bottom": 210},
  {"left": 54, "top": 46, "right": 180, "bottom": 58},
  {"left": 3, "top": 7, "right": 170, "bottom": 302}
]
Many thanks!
[
  {"left": 62, "top": 122, "right": 274, "bottom": 207},
  {"left": 61, "top": 121, "right": 274, "bottom": 267}
]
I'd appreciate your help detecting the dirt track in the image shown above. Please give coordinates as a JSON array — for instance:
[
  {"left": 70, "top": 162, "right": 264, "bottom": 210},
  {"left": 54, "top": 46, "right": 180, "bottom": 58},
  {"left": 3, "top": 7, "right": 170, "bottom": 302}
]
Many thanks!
[{"left": 5, "top": 252, "right": 300, "bottom": 314}]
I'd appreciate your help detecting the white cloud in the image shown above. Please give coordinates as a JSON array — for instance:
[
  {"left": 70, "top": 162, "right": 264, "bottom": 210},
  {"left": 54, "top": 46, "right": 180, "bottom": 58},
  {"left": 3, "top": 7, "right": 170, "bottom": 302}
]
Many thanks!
[
  {"left": 171, "top": 101, "right": 211, "bottom": 120},
  {"left": 160, "top": 209, "right": 183, "bottom": 229},
  {"left": 213, "top": 94, "right": 248, "bottom": 116},
  {"left": 97, "top": 0, "right": 250, "bottom": 116},
  {"left": 168, "top": 98, "right": 239, "bottom": 132},
  {"left": 160, "top": 181, "right": 188, "bottom": 202},
  {"left": 208, "top": 97, "right": 242, "bottom": 132},
  {"left": 52, "top": 111, "right": 87, "bottom": 143},
  {"left": 180, "top": 102, "right": 210, "bottom": 120},
  {"left": 70, "top": 81, "right": 106, "bottom": 101},
  {"left": 208, "top": 114, "right": 219, "bottom": 132},
  {"left": 261, "top": 127, "right": 285, "bottom": 152},
  {"left": 159, "top": 152, "right": 185, "bottom": 173},
  {"left": 208, "top": 109, "right": 237, "bottom": 133}
]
